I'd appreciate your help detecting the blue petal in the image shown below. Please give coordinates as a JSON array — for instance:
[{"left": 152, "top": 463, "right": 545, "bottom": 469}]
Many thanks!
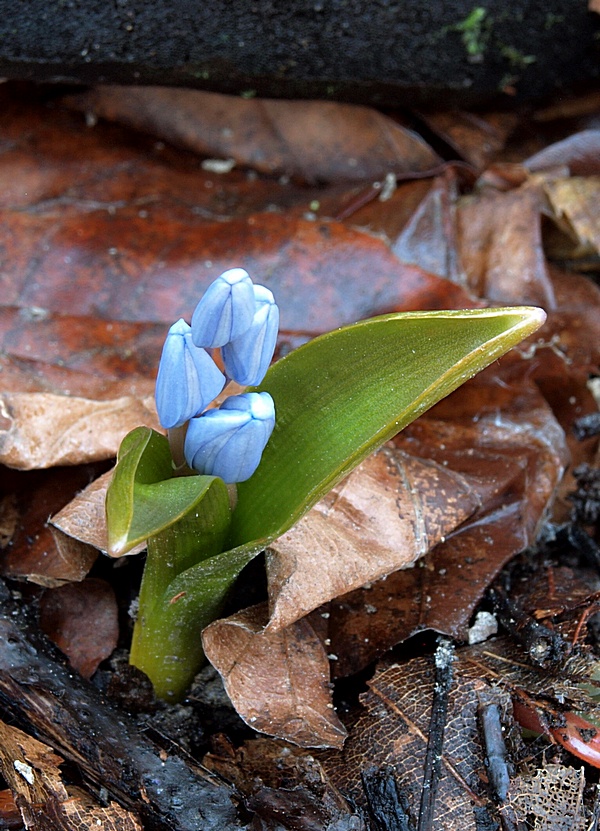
[
  {"left": 221, "top": 286, "right": 279, "bottom": 386},
  {"left": 155, "top": 319, "right": 225, "bottom": 429},
  {"left": 191, "top": 268, "right": 256, "bottom": 348},
  {"left": 184, "top": 392, "right": 275, "bottom": 483}
]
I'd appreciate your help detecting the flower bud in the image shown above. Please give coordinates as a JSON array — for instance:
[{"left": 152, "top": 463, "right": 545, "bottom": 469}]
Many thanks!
[
  {"left": 191, "top": 268, "right": 256, "bottom": 348},
  {"left": 221, "top": 285, "right": 279, "bottom": 386},
  {"left": 155, "top": 319, "right": 225, "bottom": 429},
  {"left": 184, "top": 392, "right": 276, "bottom": 483}
]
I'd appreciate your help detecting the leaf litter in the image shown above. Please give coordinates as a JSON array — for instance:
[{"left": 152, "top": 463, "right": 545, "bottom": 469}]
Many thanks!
[{"left": 0, "top": 82, "right": 599, "bottom": 829}]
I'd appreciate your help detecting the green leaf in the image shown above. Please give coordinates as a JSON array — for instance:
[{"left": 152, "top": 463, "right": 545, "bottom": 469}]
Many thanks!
[
  {"left": 106, "top": 426, "right": 228, "bottom": 558},
  {"left": 229, "top": 307, "right": 545, "bottom": 547},
  {"left": 130, "top": 542, "right": 258, "bottom": 701}
]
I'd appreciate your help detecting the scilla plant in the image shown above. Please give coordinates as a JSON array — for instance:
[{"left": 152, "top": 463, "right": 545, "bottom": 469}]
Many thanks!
[{"left": 106, "top": 268, "right": 545, "bottom": 701}]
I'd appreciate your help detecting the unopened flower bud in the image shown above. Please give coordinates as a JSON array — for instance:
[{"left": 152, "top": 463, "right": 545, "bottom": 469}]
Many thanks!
[
  {"left": 184, "top": 392, "right": 276, "bottom": 483},
  {"left": 191, "top": 268, "right": 256, "bottom": 348},
  {"left": 155, "top": 319, "right": 225, "bottom": 429},
  {"left": 221, "top": 285, "right": 279, "bottom": 386}
]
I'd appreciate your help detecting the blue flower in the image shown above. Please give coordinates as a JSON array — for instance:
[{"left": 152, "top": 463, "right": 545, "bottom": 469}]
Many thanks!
[
  {"left": 221, "top": 285, "right": 279, "bottom": 386},
  {"left": 184, "top": 392, "right": 276, "bottom": 483},
  {"left": 155, "top": 319, "right": 225, "bottom": 429},
  {"left": 191, "top": 268, "right": 256, "bottom": 348}
]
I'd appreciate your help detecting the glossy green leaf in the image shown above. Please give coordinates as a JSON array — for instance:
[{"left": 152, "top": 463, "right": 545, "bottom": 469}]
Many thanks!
[
  {"left": 229, "top": 307, "right": 546, "bottom": 547},
  {"left": 130, "top": 542, "right": 257, "bottom": 701},
  {"left": 106, "top": 426, "right": 229, "bottom": 557}
]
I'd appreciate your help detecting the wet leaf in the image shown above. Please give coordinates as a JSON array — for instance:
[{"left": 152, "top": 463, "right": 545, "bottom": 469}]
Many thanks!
[
  {"left": 39, "top": 579, "right": 119, "bottom": 679},
  {"left": 203, "top": 604, "right": 347, "bottom": 749},
  {"left": 71, "top": 86, "right": 441, "bottom": 183},
  {"left": 265, "top": 444, "right": 481, "bottom": 631}
]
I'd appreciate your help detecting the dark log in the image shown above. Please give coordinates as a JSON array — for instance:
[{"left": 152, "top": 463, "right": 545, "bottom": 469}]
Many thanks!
[
  {"left": 0, "top": 1, "right": 598, "bottom": 107},
  {"left": 0, "top": 583, "right": 246, "bottom": 831}
]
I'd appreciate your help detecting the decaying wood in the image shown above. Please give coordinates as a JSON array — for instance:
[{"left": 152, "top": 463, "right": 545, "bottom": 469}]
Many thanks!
[
  {"left": 0, "top": 719, "right": 142, "bottom": 830},
  {"left": 0, "top": 582, "right": 246, "bottom": 831}
]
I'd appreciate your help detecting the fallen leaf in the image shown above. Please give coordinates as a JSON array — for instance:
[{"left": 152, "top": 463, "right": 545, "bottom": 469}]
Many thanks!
[
  {"left": 265, "top": 444, "right": 481, "bottom": 632},
  {"left": 507, "top": 764, "right": 587, "bottom": 831},
  {"left": 525, "top": 129, "right": 600, "bottom": 176},
  {"left": 0, "top": 392, "right": 158, "bottom": 470},
  {"left": 325, "top": 361, "right": 568, "bottom": 677},
  {"left": 417, "top": 109, "right": 518, "bottom": 170},
  {"left": 202, "top": 603, "right": 347, "bottom": 749},
  {"left": 204, "top": 737, "right": 363, "bottom": 830},
  {"left": 70, "top": 87, "right": 441, "bottom": 183},
  {"left": 457, "top": 181, "right": 556, "bottom": 307},
  {"left": 543, "top": 176, "right": 600, "bottom": 256},
  {"left": 0, "top": 465, "right": 105, "bottom": 586},
  {"left": 39, "top": 578, "right": 119, "bottom": 678}
]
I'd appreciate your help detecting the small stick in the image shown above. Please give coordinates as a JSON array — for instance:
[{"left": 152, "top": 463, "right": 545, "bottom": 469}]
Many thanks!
[{"left": 416, "top": 638, "right": 455, "bottom": 831}]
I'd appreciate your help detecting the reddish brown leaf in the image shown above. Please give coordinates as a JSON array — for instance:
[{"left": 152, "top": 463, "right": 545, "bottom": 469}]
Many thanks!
[
  {"left": 0, "top": 466, "right": 104, "bottom": 586},
  {"left": 70, "top": 87, "right": 441, "bottom": 183},
  {"left": 265, "top": 445, "right": 481, "bottom": 632},
  {"left": 418, "top": 109, "right": 518, "bottom": 170},
  {"left": 39, "top": 578, "right": 118, "bottom": 679},
  {"left": 202, "top": 604, "right": 347, "bottom": 749}
]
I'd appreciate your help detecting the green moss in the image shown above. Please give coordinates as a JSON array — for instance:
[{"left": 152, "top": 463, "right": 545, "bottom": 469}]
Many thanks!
[{"left": 451, "top": 7, "right": 491, "bottom": 62}]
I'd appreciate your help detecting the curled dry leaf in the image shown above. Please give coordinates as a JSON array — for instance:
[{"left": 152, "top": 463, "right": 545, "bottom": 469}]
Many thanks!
[
  {"left": 457, "top": 181, "right": 555, "bottom": 308},
  {"left": 39, "top": 578, "right": 119, "bottom": 679},
  {"left": 202, "top": 603, "right": 347, "bottom": 749},
  {"left": 265, "top": 444, "right": 481, "bottom": 632},
  {"left": 0, "top": 719, "right": 142, "bottom": 831},
  {"left": 70, "top": 86, "right": 441, "bottom": 183},
  {"left": 50, "top": 469, "right": 115, "bottom": 556},
  {"left": 525, "top": 129, "right": 600, "bottom": 176},
  {"left": 542, "top": 176, "right": 600, "bottom": 256},
  {"left": 325, "top": 362, "right": 568, "bottom": 677},
  {"left": 0, "top": 392, "right": 158, "bottom": 470}
]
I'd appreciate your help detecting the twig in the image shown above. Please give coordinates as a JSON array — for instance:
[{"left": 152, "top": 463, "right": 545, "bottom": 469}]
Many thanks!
[{"left": 416, "top": 638, "right": 455, "bottom": 831}]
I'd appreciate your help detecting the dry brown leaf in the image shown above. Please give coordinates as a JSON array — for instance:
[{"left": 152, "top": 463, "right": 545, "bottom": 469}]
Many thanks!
[
  {"left": 0, "top": 392, "right": 159, "bottom": 469},
  {"left": 71, "top": 86, "right": 441, "bottom": 183},
  {"left": 507, "top": 764, "right": 587, "bottom": 831},
  {"left": 265, "top": 445, "right": 481, "bottom": 632},
  {"left": 202, "top": 603, "right": 347, "bottom": 749},
  {"left": 325, "top": 363, "right": 568, "bottom": 677},
  {"left": 0, "top": 719, "right": 142, "bottom": 830},
  {"left": 543, "top": 176, "right": 600, "bottom": 255},
  {"left": 417, "top": 109, "right": 518, "bottom": 170},
  {"left": 39, "top": 578, "right": 119, "bottom": 679},
  {"left": 203, "top": 736, "right": 361, "bottom": 829},
  {"left": 457, "top": 181, "right": 556, "bottom": 307},
  {"left": 50, "top": 469, "right": 114, "bottom": 556}
]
